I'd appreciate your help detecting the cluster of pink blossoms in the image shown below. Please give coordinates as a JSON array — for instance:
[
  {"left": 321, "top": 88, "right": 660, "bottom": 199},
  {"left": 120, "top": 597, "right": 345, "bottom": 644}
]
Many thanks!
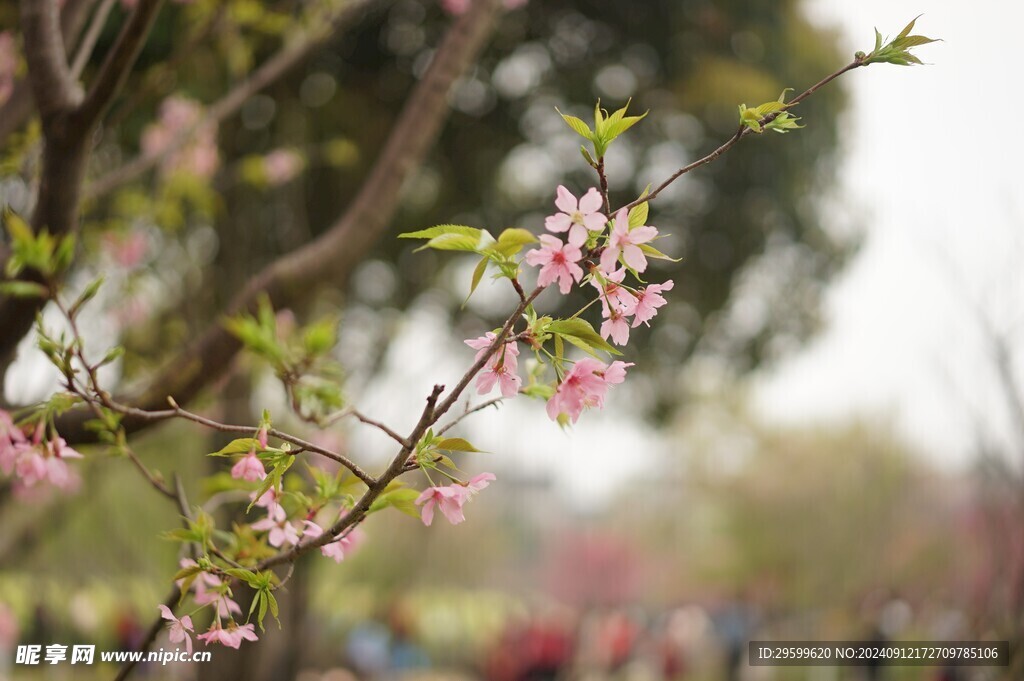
[
  {"left": 162, "top": 571, "right": 257, "bottom": 650},
  {"left": 415, "top": 472, "right": 495, "bottom": 526},
  {"left": 0, "top": 410, "right": 82, "bottom": 492},
  {"left": 464, "top": 185, "right": 674, "bottom": 423},
  {"left": 141, "top": 95, "right": 219, "bottom": 180}
]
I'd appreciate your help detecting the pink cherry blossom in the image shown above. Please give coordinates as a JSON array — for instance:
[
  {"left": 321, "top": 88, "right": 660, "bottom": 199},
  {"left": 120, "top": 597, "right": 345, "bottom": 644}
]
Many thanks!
[
  {"left": 630, "top": 280, "right": 674, "bottom": 327},
  {"left": 415, "top": 473, "right": 495, "bottom": 526},
  {"left": 14, "top": 449, "right": 47, "bottom": 487},
  {"left": 544, "top": 185, "right": 607, "bottom": 245},
  {"left": 251, "top": 515, "right": 300, "bottom": 548},
  {"left": 263, "top": 149, "right": 304, "bottom": 186},
  {"left": 158, "top": 605, "right": 194, "bottom": 655},
  {"left": 601, "top": 307, "right": 631, "bottom": 346},
  {"left": 141, "top": 95, "right": 219, "bottom": 179},
  {"left": 302, "top": 520, "right": 353, "bottom": 563},
  {"left": 465, "top": 333, "right": 521, "bottom": 397},
  {"left": 591, "top": 268, "right": 635, "bottom": 316},
  {"left": 600, "top": 208, "right": 659, "bottom": 273},
  {"left": 194, "top": 590, "right": 242, "bottom": 619},
  {"left": 415, "top": 485, "right": 468, "bottom": 526},
  {"left": 251, "top": 488, "right": 286, "bottom": 522},
  {"left": 103, "top": 231, "right": 149, "bottom": 269},
  {"left": 231, "top": 450, "right": 266, "bottom": 481},
  {"left": 466, "top": 472, "right": 496, "bottom": 493},
  {"left": 256, "top": 426, "right": 269, "bottom": 450},
  {"left": 545, "top": 359, "right": 634, "bottom": 423},
  {"left": 0, "top": 409, "right": 26, "bottom": 476},
  {"left": 198, "top": 622, "right": 258, "bottom": 649},
  {"left": 525, "top": 234, "right": 584, "bottom": 294}
]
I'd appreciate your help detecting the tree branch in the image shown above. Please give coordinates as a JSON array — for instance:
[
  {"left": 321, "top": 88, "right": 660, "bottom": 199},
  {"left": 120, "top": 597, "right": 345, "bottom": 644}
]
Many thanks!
[
  {"left": 257, "top": 283, "right": 540, "bottom": 570},
  {"left": 619, "top": 59, "right": 863, "bottom": 213},
  {"left": 0, "top": 0, "right": 97, "bottom": 142},
  {"left": 74, "top": 0, "right": 165, "bottom": 127},
  {"left": 1, "top": 1, "right": 167, "bottom": 366},
  {"left": 54, "top": 0, "right": 505, "bottom": 445},
  {"left": 19, "top": 0, "right": 82, "bottom": 118},
  {"left": 86, "top": 0, "right": 381, "bottom": 200}
]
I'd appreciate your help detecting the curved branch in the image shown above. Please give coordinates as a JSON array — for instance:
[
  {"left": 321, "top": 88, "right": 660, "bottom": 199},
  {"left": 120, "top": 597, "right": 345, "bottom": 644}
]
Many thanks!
[
  {"left": 86, "top": 0, "right": 381, "bottom": 200},
  {"left": 55, "top": 0, "right": 505, "bottom": 444},
  {"left": 0, "top": 0, "right": 166, "bottom": 366},
  {"left": 19, "top": 0, "right": 82, "bottom": 118},
  {"left": 0, "top": 0, "right": 97, "bottom": 142},
  {"left": 74, "top": 0, "right": 166, "bottom": 126},
  {"left": 619, "top": 59, "right": 863, "bottom": 213}
]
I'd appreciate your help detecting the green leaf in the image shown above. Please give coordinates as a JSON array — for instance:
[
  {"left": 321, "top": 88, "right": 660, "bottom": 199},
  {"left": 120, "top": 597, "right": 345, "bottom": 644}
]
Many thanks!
[
  {"left": 224, "top": 567, "right": 260, "bottom": 587},
  {"left": 753, "top": 100, "right": 786, "bottom": 117},
  {"left": 302, "top": 317, "right": 338, "bottom": 356},
  {"left": 210, "top": 438, "right": 261, "bottom": 457},
  {"left": 436, "top": 437, "right": 483, "bottom": 453},
  {"left": 267, "top": 591, "right": 279, "bottom": 621},
  {"left": 464, "top": 256, "right": 489, "bottom": 307},
  {"left": 556, "top": 109, "right": 594, "bottom": 140},
  {"left": 628, "top": 187, "right": 650, "bottom": 228},
  {"left": 638, "top": 243, "right": 682, "bottom": 262},
  {"left": 399, "top": 224, "right": 481, "bottom": 240},
  {"left": 0, "top": 281, "right": 49, "bottom": 298},
  {"left": 764, "top": 111, "right": 804, "bottom": 134},
  {"left": 2, "top": 210, "right": 32, "bottom": 243},
  {"left": 896, "top": 14, "right": 920, "bottom": 40},
  {"left": 488, "top": 228, "right": 537, "bottom": 257},
  {"left": 547, "top": 318, "right": 621, "bottom": 356},
  {"left": 580, "top": 145, "right": 597, "bottom": 168},
  {"left": 369, "top": 487, "right": 421, "bottom": 518},
  {"left": 70, "top": 276, "right": 104, "bottom": 318},
  {"left": 172, "top": 564, "right": 204, "bottom": 582}
]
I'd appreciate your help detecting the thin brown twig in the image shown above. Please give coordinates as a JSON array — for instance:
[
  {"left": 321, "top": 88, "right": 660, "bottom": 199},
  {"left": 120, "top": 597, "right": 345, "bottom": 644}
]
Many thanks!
[
  {"left": 618, "top": 59, "right": 863, "bottom": 214},
  {"left": 85, "top": 0, "right": 380, "bottom": 199},
  {"left": 349, "top": 410, "right": 409, "bottom": 447},
  {"left": 437, "top": 397, "right": 503, "bottom": 436},
  {"left": 69, "top": 0, "right": 117, "bottom": 79},
  {"left": 256, "top": 284, "right": 541, "bottom": 570},
  {"left": 166, "top": 400, "right": 376, "bottom": 485}
]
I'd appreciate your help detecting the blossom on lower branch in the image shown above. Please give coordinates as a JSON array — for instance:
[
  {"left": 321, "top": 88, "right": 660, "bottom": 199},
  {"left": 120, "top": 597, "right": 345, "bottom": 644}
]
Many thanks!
[
  {"left": 465, "top": 333, "right": 521, "bottom": 397},
  {"left": 302, "top": 520, "right": 366, "bottom": 563},
  {"left": 0, "top": 411, "right": 82, "bottom": 491},
  {"left": 525, "top": 234, "right": 584, "bottom": 294},
  {"left": 416, "top": 473, "right": 495, "bottom": 526},
  {"left": 546, "top": 359, "right": 633, "bottom": 424},
  {"left": 197, "top": 622, "right": 258, "bottom": 649},
  {"left": 158, "top": 605, "right": 194, "bottom": 655}
]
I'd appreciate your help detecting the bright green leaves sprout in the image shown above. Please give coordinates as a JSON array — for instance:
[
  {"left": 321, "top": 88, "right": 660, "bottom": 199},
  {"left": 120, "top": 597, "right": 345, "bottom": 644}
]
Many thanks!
[
  {"left": 858, "top": 16, "right": 938, "bottom": 66},
  {"left": 558, "top": 100, "right": 648, "bottom": 161},
  {"left": 1, "top": 209, "right": 75, "bottom": 288},
  {"left": 399, "top": 225, "right": 537, "bottom": 304},
  {"left": 739, "top": 89, "right": 804, "bottom": 134},
  {"left": 224, "top": 296, "right": 344, "bottom": 421},
  {"left": 368, "top": 480, "right": 421, "bottom": 518},
  {"left": 410, "top": 428, "right": 486, "bottom": 487}
]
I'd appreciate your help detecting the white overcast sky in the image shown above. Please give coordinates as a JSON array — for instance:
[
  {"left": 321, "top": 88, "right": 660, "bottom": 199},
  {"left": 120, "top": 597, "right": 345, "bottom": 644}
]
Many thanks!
[{"left": 756, "top": 0, "right": 1024, "bottom": 466}]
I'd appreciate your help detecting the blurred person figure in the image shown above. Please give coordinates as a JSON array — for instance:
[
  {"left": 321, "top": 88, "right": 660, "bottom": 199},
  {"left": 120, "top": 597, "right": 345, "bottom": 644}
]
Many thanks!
[
  {"left": 387, "top": 603, "right": 429, "bottom": 673},
  {"left": 486, "top": 607, "right": 574, "bottom": 681},
  {"left": 346, "top": 619, "right": 391, "bottom": 678},
  {"left": 712, "top": 594, "right": 758, "bottom": 681}
]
